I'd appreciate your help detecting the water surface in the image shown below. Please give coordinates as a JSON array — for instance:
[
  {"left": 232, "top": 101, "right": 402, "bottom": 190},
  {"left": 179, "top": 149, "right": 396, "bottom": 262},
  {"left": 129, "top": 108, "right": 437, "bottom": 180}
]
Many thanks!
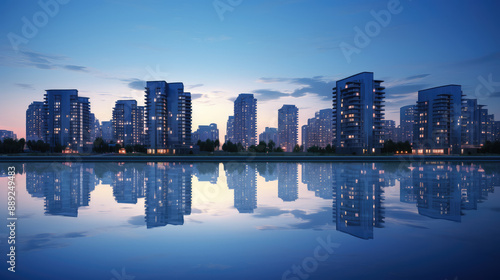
[{"left": 1, "top": 161, "right": 499, "bottom": 280}]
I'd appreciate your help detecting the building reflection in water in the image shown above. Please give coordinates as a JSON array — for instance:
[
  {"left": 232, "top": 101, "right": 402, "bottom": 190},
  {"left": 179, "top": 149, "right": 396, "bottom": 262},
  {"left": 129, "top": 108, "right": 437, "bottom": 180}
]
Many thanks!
[
  {"left": 21, "top": 162, "right": 500, "bottom": 236},
  {"left": 194, "top": 162, "right": 219, "bottom": 184},
  {"left": 256, "top": 162, "right": 278, "bottom": 182},
  {"left": 112, "top": 163, "right": 146, "bottom": 204},
  {"left": 411, "top": 163, "right": 499, "bottom": 221},
  {"left": 302, "top": 163, "right": 334, "bottom": 199},
  {"left": 332, "top": 163, "right": 385, "bottom": 240},
  {"left": 413, "top": 164, "right": 462, "bottom": 222},
  {"left": 145, "top": 162, "right": 193, "bottom": 228},
  {"left": 25, "top": 163, "right": 98, "bottom": 217},
  {"left": 224, "top": 162, "right": 257, "bottom": 213},
  {"left": 277, "top": 163, "right": 298, "bottom": 202}
]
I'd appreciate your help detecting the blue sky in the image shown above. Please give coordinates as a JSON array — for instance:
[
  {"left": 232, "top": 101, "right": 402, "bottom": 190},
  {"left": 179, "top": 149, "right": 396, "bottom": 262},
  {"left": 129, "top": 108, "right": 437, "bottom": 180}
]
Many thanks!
[{"left": 1, "top": 0, "right": 500, "bottom": 140}]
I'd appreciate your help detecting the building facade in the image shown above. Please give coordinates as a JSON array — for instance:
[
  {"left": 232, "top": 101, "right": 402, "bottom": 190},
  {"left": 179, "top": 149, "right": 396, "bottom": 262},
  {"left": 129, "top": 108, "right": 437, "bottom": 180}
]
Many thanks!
[
  {"left": 26, "top": 101, "right": 45, "bottom": 142},
  {"left": 101, "top": 121, "right": 113, "bottom": 142},
  {"left": 461, "top": 99, "right": 482, "bottom": 147},
  {"left": 112, "top": 100, "right": 145, "bottom": 146},
  {"left": 259, "top": 127, "right": 278, "bottom": 144},
  {"left": 400, "top": 105, "right": 415, "bottom": 144},
  {"left": 413, "top": 85, "right": 462, "bottom": 154},
  {"left": 145, "top": 81, "right": 192, "bottom": 154},
  {"left": 225, "top": 116, "right": 235, "bottom": 143},
  {"left": 278, "top": 105, "right": 298, "bottom": 152},
  {"left": 0, "top": 130, "right": 17, "bottom": 141},
  {"left": 302, "top": 108, "right": 334, "bottom": 150},
  {"left": 193, "top": 123, "right": 219, "bottom": 143},
  {"left": 43, "top": 89, "right": 92, "bottom": 153},
  {"left": 333, "top": 72, "right": 385, "bottom": 154},
  {"left": 233, "top": 94, "right": 257, "bottom": 149},
  {"left": 382, "top": 120, "right": 397, "bottom": 142}
]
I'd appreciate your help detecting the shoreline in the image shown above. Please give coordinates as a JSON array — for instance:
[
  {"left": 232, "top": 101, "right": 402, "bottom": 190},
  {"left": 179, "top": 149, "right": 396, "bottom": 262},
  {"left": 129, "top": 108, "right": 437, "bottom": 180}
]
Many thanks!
[{"left": 1, "top": 155, "right": 500, "bottom": 162}]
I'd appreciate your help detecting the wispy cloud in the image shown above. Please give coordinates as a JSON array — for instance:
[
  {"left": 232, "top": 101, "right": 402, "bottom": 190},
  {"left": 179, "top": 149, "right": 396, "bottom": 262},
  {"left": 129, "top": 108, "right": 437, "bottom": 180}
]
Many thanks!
[
  {"left": 383, "top": 74, "right": 431, "bottom": 106},
  {"left": 124, "top": 79, "right": 146, "bottom": 91},
  {"left": 451, "top": 52, "right": 500, "bottom": 67},
  {"left": 15, "top": 83, "right": 35, "bottom": 90},
  {"left": 63, "top": 65, "right": 89, "bottom": 72},
  {"left": 191, "top": 93, "right": 204, "bottom": 100},
  {"left": 20, "top": 231, "right": 89, "bottom": 252},
  {"left": 254, "top": 76, "right": 335, "bottom": 101},
  {"left": 188, "top": 84, "right": 204, "bottom": 89},
  {"left": 252, "top": 89, "right": 289, "bottom": 101},
  {"left": 15, "top": 50, "right": 90, "bottom": 74}
]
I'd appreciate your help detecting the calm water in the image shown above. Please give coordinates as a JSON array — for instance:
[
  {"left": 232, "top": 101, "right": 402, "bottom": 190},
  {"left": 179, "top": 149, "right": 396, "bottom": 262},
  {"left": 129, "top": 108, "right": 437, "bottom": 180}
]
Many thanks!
[{"left": 1, "top": 161, "right": 499, "bottom": 280}]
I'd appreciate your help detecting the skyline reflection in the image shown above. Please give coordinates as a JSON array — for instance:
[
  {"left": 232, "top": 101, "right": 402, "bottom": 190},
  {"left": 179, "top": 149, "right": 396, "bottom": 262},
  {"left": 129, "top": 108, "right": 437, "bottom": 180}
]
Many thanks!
[{"left": 16, "top": 161, "right": 500, "bottom": 238}]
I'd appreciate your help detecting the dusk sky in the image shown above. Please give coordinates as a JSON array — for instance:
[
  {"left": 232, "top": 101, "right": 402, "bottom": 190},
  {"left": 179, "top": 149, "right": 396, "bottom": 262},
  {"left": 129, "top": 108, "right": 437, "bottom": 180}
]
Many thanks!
[{"left": 1, "top": 0, "right": 499, "bottom": 141}]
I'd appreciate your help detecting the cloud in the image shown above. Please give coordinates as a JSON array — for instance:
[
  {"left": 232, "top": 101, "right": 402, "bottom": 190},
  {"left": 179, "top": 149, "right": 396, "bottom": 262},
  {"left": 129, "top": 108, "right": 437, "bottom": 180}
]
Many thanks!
[
  {"left": 15, "top": 83, "right": 34, "bottom": 90},
  {"left": 253, "top": 89, "right": 289, "bottom": 101},
  {"left": 253, "top": 207, "right": 290, "bottom": 218},
  {"left": 452, "top": 52, "right": 500, "bottom": 67},
  {"left": 21, "top": 50, "right": 64, "bottom": 65},
  {"left": 383, "top": 74, "right": 431, "bottom": 106},
  {"left": 188, "top": 84, "right": 204, "bottom": 89},
  {"left": 34, "top": 63, "right": 55, "bottom": 70},
  {"left": 126, "top": 79, "right": 146, "bottom": 91},
  {"left": 256, "top": 77, "right": 290, "bottom": 84},
  {"left": 63, "top": 65, "right": 89, "bottom": 72},
  {"left": 191, "top": 93, "right": 204, "bottom": 100},
  {"left": 128, "top": 215, "right": 145, "bottom": 227},
  {"left": 386, "top": 84, "right": 430, "bottom": 98},
  {"left": 21, "top": 231, "right": 89, "bottom": 252},
  {"left": 404, "top": 74, "right": 430, "bottom": 81},
  {"left": 255, "top": 207, "right": 334, "bottom": 231},
  {"left": 17, "top": 50, "right": 91, "bottom": 74},
  {"left": 254, "top": 76, "right": 336, "bottom": 101}
]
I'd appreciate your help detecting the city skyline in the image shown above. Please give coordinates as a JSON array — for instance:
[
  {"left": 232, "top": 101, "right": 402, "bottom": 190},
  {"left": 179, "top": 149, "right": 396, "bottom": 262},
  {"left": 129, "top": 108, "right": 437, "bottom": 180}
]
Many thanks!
[{"left": 2, "top": 1, "right": 500, "bottom": 143}]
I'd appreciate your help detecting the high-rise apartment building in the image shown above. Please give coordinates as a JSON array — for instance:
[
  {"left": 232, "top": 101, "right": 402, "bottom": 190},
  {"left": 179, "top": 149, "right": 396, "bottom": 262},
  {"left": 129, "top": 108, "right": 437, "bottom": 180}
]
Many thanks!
[
  {"left": 0, "top": 130, "right": 17, "bottom": 141},
  {"left": 101, "top": 121, "right": 113, "bottom": 142},
  {"left": 225, "top": 116, "right": 235, "bottom": 143},
  {"left": 400, "top": 105, "right": 415, "bottom": 144},
  {"left": 461, "top": 99, "right": 482, "bottom": 147},
  {"left": 278, "top": 105, "right": 298, "bottom": 152},
  {"left": 112, "top": 100, "right": 145, "bottom": 146},
  {"left": 145, "top": 81, "right": 192, "bottom": 154},
  {"left": 43, "top": 89, "right": 92, "bottom": 153},
  {"left": 414, "top": 85, "right": 462, "bottom": 154},
  {"left": 26, "top": 101, "right": 45, "bottom": 142},
  {"left": 302, "top": 109, "right": 334, "bottom": 149},
  {"left": 259, "top": 127, "right": 278, "bottom": 144},
  {"left": 90, "top": 113, "right": 100, "bottom": 143},
  {"left": 192, "top": 123, "right": 219, "bottom": 143},
  {"left": 333, "top": 72, "right": 385, "bottom": 154},
  {"left": 233, "top": 94, "right": 257, "bottom": 149},
  {"left": 382, "top": 120, "right": 397, "bottom": 142}
]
